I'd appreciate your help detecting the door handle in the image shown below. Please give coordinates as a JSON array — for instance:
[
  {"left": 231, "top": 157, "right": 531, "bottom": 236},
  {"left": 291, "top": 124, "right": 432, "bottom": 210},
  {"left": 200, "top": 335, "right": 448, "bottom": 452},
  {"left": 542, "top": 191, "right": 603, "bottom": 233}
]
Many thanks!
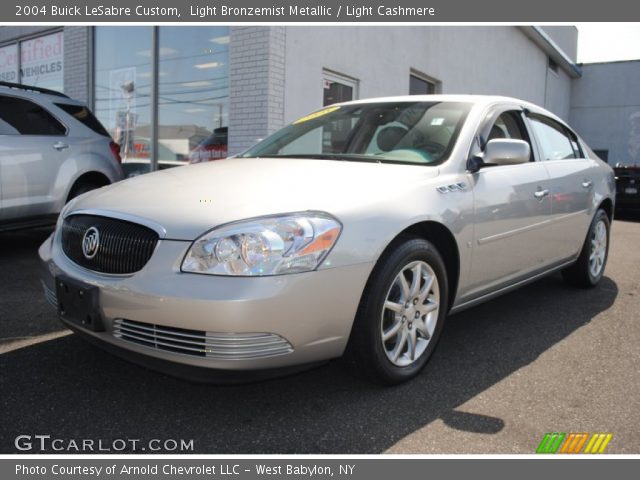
[
  {"left": 53, "top": 142, "right": 69, "bottom": 151},
  {"left": 582, "top": 180, "right": 593, "bottom": 189},
  {"left": 534, "top": 188, "right": 550, "bottom": 200}
]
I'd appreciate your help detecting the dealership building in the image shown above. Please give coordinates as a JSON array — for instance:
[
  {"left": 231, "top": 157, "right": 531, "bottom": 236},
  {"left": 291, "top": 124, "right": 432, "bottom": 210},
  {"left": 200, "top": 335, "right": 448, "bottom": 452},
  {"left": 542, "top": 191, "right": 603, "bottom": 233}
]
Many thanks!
[{"left": 0, "top": 25, "right": 638, "bottom": 169}]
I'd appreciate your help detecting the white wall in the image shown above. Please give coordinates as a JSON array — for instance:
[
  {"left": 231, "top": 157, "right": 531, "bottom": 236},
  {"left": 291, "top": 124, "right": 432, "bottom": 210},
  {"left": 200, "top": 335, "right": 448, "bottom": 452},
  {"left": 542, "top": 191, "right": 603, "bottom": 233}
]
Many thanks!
[
  {"left": 284, "top": 26, "right": 573, "bottom": 123},
  {"left": 540, "top": 26, "right": 578, "bottom": 62},
  {"left": 545, "top": 66, "right": 572, "bottom": 120},
  {"left": 570, "top": 60, "right": 640, "bottom": 166}
]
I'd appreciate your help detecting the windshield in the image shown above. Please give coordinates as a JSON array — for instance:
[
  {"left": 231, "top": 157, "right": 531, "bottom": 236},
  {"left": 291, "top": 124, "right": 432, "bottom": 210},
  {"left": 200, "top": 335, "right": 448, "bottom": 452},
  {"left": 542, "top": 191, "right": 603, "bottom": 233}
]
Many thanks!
[{"left": 240, "top": 101, "right": 472, "bottom": 165}]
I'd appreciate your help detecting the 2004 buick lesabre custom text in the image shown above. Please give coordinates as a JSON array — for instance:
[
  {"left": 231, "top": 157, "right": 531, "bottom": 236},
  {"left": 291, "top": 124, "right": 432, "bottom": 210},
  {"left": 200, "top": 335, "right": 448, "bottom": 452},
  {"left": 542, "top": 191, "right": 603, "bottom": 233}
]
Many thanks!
[
  {"left": 39, "top": 95, "right": 615, "bottom": 384},
  {"left": 18, "top": 6, "right": 180, "bottom": 17}
]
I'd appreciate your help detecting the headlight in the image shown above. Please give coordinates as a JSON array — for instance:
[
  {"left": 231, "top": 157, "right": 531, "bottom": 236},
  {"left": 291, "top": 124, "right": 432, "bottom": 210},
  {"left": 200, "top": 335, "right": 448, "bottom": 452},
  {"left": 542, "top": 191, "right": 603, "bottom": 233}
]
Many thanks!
[{"left": 181, "top": 212, "right": 342, "bottom": 276}]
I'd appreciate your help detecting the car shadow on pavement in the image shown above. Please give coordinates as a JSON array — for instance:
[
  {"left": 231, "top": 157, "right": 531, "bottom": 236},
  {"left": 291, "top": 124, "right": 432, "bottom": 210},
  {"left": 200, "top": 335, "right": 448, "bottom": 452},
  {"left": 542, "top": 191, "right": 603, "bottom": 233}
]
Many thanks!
[
  {"left": 0, "top": 263, "right": 618, "bottom": 453},
  {"left": 0, "top": 228, "right": 61, "bottom": 342}
]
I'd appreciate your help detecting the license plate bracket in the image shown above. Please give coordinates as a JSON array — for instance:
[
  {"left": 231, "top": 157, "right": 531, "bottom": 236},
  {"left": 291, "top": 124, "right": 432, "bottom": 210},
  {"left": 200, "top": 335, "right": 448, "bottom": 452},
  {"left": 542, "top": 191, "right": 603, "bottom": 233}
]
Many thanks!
[{"left": 55, "top": 275, "right": 104, "bottom": 332}]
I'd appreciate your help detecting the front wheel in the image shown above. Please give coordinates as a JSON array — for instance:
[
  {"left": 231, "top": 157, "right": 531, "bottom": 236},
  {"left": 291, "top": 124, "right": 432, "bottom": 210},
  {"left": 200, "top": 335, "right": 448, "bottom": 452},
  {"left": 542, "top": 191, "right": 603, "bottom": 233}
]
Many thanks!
[
  {"left": 347, "top": 237, "right": 449, "bottom": 384},
  {"left": 562, "top": 208, "right": 610, "bottom": 287}
]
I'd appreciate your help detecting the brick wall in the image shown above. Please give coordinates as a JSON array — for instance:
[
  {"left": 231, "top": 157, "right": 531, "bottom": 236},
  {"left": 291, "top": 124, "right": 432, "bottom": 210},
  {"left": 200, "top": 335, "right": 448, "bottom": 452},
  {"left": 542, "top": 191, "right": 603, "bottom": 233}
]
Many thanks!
[
  {"left": 228, "top": 26, "right": 286, "bottom": 155},
  {"left": 62, "top": 26, "right": 91, "bottom": 104}
]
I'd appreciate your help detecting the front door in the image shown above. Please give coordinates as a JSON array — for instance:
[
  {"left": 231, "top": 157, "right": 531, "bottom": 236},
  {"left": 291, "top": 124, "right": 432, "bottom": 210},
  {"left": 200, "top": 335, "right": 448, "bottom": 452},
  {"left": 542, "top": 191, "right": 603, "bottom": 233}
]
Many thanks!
[{"left": 466, "top": 110, "right": 554, "bottom": 297}]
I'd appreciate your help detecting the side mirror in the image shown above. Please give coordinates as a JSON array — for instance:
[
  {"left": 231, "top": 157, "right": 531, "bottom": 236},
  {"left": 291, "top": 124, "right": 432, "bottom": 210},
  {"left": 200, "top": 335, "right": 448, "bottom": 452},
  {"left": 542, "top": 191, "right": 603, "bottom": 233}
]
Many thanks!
[{"left": 483, "top": 139, "right": 531, "bottom": 166}]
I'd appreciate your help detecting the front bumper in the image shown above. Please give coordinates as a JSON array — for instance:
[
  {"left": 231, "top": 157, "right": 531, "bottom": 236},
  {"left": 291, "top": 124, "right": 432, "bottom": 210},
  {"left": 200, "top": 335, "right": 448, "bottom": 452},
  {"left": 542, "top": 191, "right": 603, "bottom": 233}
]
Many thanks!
[{"left": 39, "top": 233, "right": 373, "bottom": 376}]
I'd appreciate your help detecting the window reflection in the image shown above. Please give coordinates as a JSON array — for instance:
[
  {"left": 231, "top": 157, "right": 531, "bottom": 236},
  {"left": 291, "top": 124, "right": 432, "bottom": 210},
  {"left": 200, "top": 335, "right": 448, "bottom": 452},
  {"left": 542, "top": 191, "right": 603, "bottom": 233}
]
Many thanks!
[
  {"left": 93, "top": 26, "right": 229, "bottom": 177},
  {"left": 158, "top": 27, "right": 229, "bottom": 166},
  {"left": 94, "top": 27, "right": 153, "bottom": 176}
]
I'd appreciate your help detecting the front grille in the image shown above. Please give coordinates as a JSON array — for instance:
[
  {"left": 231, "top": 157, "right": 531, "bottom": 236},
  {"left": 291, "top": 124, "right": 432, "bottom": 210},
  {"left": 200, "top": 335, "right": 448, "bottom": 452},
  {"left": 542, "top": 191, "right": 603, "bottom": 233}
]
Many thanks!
[
  {"left": 113, "top": 319, "right": 294, "bottom": 360},
  {"left": 61, "top": 215, "right": 159, "bottom": 274}
]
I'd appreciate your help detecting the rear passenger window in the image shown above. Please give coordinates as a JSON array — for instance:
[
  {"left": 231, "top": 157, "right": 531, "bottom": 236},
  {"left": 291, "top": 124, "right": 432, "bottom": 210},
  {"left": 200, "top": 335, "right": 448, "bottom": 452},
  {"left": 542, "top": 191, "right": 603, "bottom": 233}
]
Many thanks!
[
  {"left": 55, "top": 103, "right": 110, "bottom": 138},
  {"left": 0, "top": 95, "right": 66, "bottom": 136},
  {"left": 529, "top": 114, "right": 578, "bottom": 160}
]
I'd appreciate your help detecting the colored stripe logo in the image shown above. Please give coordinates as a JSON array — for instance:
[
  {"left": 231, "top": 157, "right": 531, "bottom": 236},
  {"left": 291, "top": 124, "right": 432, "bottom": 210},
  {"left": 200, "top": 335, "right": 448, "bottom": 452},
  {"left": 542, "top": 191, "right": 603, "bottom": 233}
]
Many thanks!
[{"left": 536, "top": 433, "right": 612, "bottom": 454}]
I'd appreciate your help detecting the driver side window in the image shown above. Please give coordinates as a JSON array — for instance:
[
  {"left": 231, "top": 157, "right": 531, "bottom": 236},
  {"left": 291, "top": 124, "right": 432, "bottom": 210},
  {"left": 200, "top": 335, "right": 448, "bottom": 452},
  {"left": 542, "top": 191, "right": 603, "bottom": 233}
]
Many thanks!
[
  {"left": 486, "top": 111, "right": 534, "bottom": 161},
  {"left": 489, "top": 112, "right": 527, "bottom": 141}
]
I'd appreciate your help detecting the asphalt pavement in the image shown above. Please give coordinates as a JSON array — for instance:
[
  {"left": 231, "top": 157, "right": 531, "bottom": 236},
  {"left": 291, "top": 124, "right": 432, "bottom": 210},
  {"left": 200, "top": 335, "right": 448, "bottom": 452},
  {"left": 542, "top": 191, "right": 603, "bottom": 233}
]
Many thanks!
[{"left": 1, "top": 217, "right": 638, "bottom": 454}]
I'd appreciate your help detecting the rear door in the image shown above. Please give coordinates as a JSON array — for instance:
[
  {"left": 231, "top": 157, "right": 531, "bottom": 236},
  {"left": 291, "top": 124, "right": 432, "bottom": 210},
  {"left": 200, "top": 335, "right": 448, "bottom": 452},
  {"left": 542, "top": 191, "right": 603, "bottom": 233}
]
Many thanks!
[
  {"left": 0, "top": 94, "right": 68, "bottom": 221},
  {"left": 467, "top": 107, "right": 554, "bottom": 297},
  {"left": 526, "top": 113, "right": 594, "bottom": 261}
]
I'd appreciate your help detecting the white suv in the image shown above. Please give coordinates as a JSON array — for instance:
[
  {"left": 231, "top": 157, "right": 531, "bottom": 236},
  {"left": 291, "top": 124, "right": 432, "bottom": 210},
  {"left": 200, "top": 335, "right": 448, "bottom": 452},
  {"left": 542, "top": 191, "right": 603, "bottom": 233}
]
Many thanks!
[{"left": 0, "top": 82, "right": 123, "bottom": 231}]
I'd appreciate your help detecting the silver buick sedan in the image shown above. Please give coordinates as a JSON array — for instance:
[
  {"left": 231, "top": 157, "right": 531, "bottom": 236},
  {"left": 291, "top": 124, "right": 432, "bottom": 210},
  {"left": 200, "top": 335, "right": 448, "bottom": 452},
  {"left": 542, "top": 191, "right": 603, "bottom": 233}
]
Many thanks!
[{"left": 39, "top": 95, "right": 615, "bottom": 384}]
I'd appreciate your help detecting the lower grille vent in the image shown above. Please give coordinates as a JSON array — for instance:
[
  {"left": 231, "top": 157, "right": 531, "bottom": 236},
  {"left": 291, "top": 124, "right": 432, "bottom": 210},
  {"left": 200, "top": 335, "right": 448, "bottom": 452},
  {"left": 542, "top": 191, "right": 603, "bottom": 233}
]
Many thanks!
[{"left": 113, "top": 319, "right": 293, "bottom": 360}]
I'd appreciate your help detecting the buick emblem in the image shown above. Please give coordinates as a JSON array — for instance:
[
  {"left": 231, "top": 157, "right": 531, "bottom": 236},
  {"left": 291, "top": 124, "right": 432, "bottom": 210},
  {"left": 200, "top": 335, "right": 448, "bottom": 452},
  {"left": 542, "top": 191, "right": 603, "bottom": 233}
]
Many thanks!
[{"left": 82, "top": 227, "right": 100, "bottom": 259}]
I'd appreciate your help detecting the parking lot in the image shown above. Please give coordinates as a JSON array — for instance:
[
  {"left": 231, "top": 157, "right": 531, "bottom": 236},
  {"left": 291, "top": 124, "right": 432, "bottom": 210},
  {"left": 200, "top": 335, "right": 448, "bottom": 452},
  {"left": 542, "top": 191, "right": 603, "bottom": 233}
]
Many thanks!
[{"left": 1, "top": 217, "right": 639, "bottom": 454}]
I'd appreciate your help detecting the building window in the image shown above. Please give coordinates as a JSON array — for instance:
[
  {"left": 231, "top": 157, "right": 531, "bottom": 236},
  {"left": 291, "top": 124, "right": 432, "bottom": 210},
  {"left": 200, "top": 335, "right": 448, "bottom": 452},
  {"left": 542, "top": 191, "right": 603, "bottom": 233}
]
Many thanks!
[
  {"left": 548, "top": 56, "right": 559, "bottom": 75},
  {"left": 323, "top": 70, "right": 358, "bottom": 106},
  {"left": 94, "top": 26, "right": 153, "bottom": 175},
  {"left": 409, "top": 74, "right": 436, "bottom": 95},
  {"left": 93, "top": 26, "right": 230, "bottom": 176},
  {"left": 0, "top": 31, "right": 64, "bottom": 91},
  {"left": 158, "top": 27, "right": 229, "bottom": 165}
]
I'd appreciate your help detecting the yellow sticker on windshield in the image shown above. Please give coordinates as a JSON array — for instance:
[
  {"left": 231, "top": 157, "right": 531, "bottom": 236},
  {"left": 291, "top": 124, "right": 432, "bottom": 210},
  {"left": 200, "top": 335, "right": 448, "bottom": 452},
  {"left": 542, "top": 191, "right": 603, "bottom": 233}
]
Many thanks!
[{"left": 293, "top": 106, "right": 340, "bottom": 124}]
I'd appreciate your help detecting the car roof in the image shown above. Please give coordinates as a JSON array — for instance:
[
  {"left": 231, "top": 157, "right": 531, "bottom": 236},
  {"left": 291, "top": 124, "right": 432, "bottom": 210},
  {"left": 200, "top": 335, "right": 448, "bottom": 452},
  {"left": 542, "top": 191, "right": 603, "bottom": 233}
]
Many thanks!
[
  {"left": 335, "top": 94, "right": 564, "bottom": 124},
  {"left": 339, "top": 94, "right": 529, "bottom": 107},
  {"left": 0, "top": 83, "right": 84, "bottom": 106}
]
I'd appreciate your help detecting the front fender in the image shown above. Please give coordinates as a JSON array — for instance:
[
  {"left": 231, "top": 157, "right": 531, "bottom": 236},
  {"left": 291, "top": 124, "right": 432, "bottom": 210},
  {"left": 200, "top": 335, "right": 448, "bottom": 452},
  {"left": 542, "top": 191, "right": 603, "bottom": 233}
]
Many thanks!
[{"left": 52, "top": 153, "right": 123, "bottom": 211}]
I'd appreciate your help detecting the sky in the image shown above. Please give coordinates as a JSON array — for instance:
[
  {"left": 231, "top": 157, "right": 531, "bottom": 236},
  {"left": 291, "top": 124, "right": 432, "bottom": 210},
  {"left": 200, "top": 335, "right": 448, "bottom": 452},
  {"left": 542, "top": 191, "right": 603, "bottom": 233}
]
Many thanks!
[{"left": 576, "top": 23, "right": 640, "bottom": 63}]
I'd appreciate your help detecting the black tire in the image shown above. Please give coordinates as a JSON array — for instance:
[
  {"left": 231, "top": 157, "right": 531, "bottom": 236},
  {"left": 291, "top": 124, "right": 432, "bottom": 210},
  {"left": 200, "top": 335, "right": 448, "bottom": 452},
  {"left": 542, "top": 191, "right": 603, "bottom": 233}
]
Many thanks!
[
  {"left": 346, "top": 237, "right": 449, "bottom": 384},
  {"left": 562, "top": 209, "right": 610, "bottom": 288},
  {"left": 67, "top": 182, "right": 102, "bottom": 202}
]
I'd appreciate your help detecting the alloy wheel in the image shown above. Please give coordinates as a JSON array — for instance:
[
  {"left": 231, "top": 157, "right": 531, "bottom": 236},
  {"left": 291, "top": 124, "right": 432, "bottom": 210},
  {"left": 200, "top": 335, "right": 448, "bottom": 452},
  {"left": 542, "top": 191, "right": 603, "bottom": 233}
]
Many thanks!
[
  {"left": 381, "top": 260, "right": 440, "bottom": 367},
  {"left": 589, "top": 219, "right": 607, "bottom": 278}
]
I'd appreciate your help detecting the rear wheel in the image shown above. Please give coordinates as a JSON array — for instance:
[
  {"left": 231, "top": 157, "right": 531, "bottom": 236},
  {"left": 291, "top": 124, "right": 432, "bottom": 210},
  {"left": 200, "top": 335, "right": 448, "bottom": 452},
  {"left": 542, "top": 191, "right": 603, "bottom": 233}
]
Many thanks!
[
  {"left": 562, "top": 208, "right": 610, "bottom": 287},
  {"left": 347, "top": 237, "right": 449, "bottom": 384}
]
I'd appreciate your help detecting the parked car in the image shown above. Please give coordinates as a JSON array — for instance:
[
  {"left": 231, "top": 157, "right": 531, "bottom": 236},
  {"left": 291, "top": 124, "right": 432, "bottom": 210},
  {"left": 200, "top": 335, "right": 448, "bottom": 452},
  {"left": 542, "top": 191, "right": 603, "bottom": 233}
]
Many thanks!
[
  {"left": 39, "top": 95, "right": 615, "bottom": 384},
  {"left": 613, "top": 164, "right": 640, "bottom": 214},
  {"left": 0, "top": 82, "right": 123, "bottom": 231}
]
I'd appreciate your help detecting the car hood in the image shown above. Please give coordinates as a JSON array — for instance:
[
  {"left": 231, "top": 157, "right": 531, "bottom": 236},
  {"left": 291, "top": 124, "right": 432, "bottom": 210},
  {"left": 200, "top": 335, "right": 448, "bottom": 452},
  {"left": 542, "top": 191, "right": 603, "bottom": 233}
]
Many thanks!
[{"left": 69, "top": 157, "right": 440, "bottom": 240}]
